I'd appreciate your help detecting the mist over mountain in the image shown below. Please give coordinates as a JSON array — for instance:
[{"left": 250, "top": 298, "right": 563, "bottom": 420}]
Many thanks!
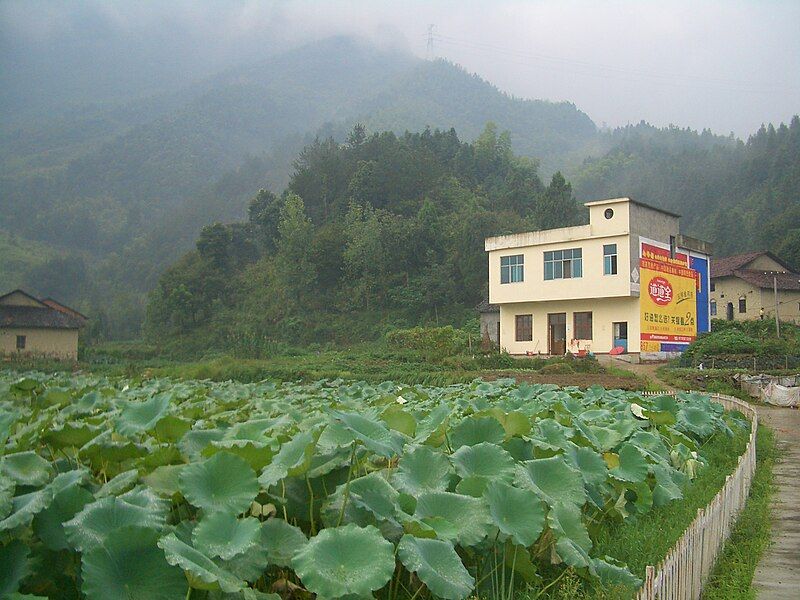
[{"left": 1, "top": 33, "right": 797, "bottom": 340}]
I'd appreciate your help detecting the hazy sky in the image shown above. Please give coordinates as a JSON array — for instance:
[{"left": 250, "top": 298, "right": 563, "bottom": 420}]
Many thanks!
[{"left": 2, "top": 0, "right": 799, "bottom": 136}]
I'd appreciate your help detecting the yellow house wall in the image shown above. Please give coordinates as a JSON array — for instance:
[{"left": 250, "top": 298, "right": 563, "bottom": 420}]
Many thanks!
[
  {"left": 746, "top": 255, "right": 787, "bottom": 271},
  {"left": 710, "top": 277, "right": 800, "bottom": 323},
  {"left": 499, "top": 297, "right": 640, "bottom": 355},
  {"left": 487, "top": 233, "right": 632, "bottom": 305},
  {"left": 0, "top": 291, "right": 44, "bottom": 307},
  {"left": 0, "top": 327, "right": 79, "bottom": 360}
]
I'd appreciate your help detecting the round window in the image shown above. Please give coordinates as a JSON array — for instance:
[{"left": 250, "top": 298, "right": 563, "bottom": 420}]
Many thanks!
[{"left": 604, "top": 208, "right": 614, "bottom": 219}]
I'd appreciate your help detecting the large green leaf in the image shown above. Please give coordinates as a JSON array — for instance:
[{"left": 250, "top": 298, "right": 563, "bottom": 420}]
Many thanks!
[
  {"left": 548, "top": 502, "right": 592, "bottom": 568},
  {"left": 158, "top": 532, "right": 243, "bottom": 593},
  {"left": 332, "top": 411, "right": 405, "bottom": 458},
  {"left": 292, "top": 524, "right": 395, "bottom": 598},
  {"left": 64, "top": 496, "right": 167, "bottom": 552},
  {"left": 414, "top": 491, "right": 491, "bottom": 547},
  {"left": 33, "top": 481, "right": 94, "bottom": 550},
  {"left": 397, "top": 535, "right": 474, "bottom": 600},
  {"left": 346, "top": 472, "right": 400, "bottom": 523},
  {"left": 592, "top": 556, "right": 642, "bottom": 589},
  {"left": 484, "top": 481, "right": 546, "bottom": 547},
  {"left": 260, "top": 518, "right": 308, "bottom": 567},
  {"left": 0, "top": 475, "right": 13, "bottom": 519},
  {"left": 258, "top": 431, "right": 315, "bottom": 488},
  {"left": 0, "top": 540, "right": 31, "bottom": 596},
  {"left": 180, "top": 452, "right": 258, "bottom": 514},
  {"left": 1, "top": 452, "right": 53, "bottom": 486},
  {"left": 82, "top": 526, "right": 187, "bottom": 600},
  {"left": 450, "top": 442, "right": 515, "bottom": 482},
  {"left": 515, "top": 456, "right": 586, "bottom": 507},
  {"left": 116, "top": 393, "right": 171, "bottom": 436},
  {"left": 393, "top": 446, "right": 452, "bottom": 496},
  {"left": 449, "top": 416, "right": 505, "bottom": 449},
  {"left": 610, "top": 444, "right": 649, "bottom": 483},
  {"left": 0, "top": 487, "right": 54, "bottom": 532},
  {"left": 192, "top": 512, "right": 261, "bottom": 560}
]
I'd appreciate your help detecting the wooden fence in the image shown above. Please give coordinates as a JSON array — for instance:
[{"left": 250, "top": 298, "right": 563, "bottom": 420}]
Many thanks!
[{"left": 634, "top": 392, "right": 758, "bottom": 600}]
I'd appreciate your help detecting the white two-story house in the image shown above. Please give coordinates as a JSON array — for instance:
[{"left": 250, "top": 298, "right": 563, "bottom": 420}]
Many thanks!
[{"left": 485, "top": 197, "right": 711, "bottom": 361}]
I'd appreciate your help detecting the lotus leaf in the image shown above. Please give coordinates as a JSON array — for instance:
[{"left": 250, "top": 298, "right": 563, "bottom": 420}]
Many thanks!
[
  {"left": 548, "top": 502, "right": 592, "bottom": 568},
  {"left": 449, "top": 416, "right": 505, "bottom": 449},
  {"left": 292, "top": 524, "right": 394, "bottom": 598},
  {"left": 261, "top": 518, "right": 308, "bottom": 567},
  {"left": 33, "top": 482, "right": 94, "bottom": 551},
  {"left": 332, "top": 411, "right": 405, "bottom": 458},
  {"left": 677, "top": 405, "right": 716, "bottom": 437},
  {"left": 0, "top": 487, "right": 54, "bottom": 532},
  {"left": 0, "top": 540, "right": 30, "bottom": 596},
  {"left": 258, "top": 431, "right": 316, "bottom": 488},
  {"left": 484, "top": 481, "right": 545, "bottom": 547},
  {"left": 346, "top": 472, "right": 400, "bottom": 523},
  {"left": 1, "top": 452, "right": 53, "bottom": 487},
  {"left": 144, "top": 464, "right": 185, "bottom": 496},
  {"left": 116, "top": 393, "right": 172, "bottom": 436},
  {"left": 180, "top": 452, "right": 258, "bottom": 514},
  {"left": 82, "top": 526, "right": 187, "bottom": 600},
  {"left": 610, "top": 444, "right": 649, "bottom": 483},
  {"left": 96, "top": 469, "right": 139, "bottom": 497},
  {"left": 592, "top": 556, "right": 642, "bottom": 589},
  {"left": 64, "top": 495, "right": 167, "bottom": 552},
  {"left": 414, "top": 491, "right": 491, "bottom": 547},
  {"left": 397, "top": 535, "right": 475, "bottom": 600},
  {"left": 193, "top": 512, "right": 261, "bottom": 560},
  {"left": 158, "top": 532, "right": 243, "bottom": 593},
  {"left": 516, "top": 456, "right": 586, "bottom": 507},
  {"left": 450, "top": 442, "right": 515, "bottom": 482},
  {"left": 393, "top": 446, "right": 452, "bottom": 496}
]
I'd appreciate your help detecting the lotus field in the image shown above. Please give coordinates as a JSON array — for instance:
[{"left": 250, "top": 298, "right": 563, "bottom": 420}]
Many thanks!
[{"left": 0, "top": 373, "right": 747, "bottom": 599}]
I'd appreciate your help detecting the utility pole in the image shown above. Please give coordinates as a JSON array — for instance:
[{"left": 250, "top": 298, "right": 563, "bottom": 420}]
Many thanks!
[
  {"left": 774, "top": 274, "right": 781, "bottom": 338},
  {"left": 426, "top": 24, "right": 435, "bottom": 60}
]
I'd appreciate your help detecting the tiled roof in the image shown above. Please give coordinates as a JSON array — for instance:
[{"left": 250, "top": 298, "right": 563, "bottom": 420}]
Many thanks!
[
  {"left": 475, "top": 299, "right": 499, "bottom": 313},
  {"left": 711, "top": 251, "right": 771, "bottom": 278},
  {"left": 0, "top": 305, "right": 85, "bottom": 329},
  {"left": 731, "top": 269, "right": 800, "bottom": 291}
]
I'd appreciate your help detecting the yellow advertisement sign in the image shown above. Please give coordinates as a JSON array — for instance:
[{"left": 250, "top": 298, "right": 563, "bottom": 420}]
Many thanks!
[{"left": 639, "top": 257, "right": 697, "bottom": 352}]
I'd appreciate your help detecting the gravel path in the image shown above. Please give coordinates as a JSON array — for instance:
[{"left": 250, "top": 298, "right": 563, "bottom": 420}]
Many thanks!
[{"left": 752, "top": 404, "right": 800, "bottom": 599}]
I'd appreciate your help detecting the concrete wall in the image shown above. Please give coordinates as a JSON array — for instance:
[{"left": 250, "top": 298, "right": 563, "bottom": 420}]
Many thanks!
[
  {"left": 480, "top": 312, "right": 500, "bottom": 346},
  {"left": 498, "top": 296, "right": 640, "bottom": 355},
  {"left": 710, "top": 277, "right": 800, "bottom": 323},
  {"left": 747, "top": 255, "right": 787, "bottom": 271},
  {"left": 0, "top": 327, "right": 79, "bottom": 360}
]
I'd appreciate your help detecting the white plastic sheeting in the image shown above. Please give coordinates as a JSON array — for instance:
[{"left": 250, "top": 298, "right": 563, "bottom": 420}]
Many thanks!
[{"left": 736, "top": 374, "right": 800, "bottom": 407}]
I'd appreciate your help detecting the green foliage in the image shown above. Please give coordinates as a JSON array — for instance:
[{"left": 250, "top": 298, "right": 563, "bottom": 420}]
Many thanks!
[
  {"left": 386, "top": 326, "right": 472, "bottom": 356},
  {"left": 0, "top": 371, "right": 746, "bottom": 598}
]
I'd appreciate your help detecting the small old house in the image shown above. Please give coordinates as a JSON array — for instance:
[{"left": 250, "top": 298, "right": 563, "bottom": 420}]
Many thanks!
[
  {"left": 710, "top": 251, "right": 800, "bottom": 323},
  {"left": 0, "top": 290, "right": 86, "bottom": 360}
]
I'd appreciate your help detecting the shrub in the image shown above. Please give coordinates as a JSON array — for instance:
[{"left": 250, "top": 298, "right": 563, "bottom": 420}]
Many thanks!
[{"left": 385, "top": 326, "right": 472, "bottom": 356}]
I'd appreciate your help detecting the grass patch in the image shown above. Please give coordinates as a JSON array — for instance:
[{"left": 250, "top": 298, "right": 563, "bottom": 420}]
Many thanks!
[{"left": 702, "top": 426, "right": 777, "bottom": 599}]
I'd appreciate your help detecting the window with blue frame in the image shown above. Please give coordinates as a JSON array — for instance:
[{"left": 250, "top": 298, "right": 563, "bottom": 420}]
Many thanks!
[
  {"left": 544, "top": 248, "right": 582, "bottom": 280},
  {"left": 500, "top": 254, "right": 524, "bottom": 284},
  {"left": 603, "top": 244, "right": 617, "bottom": 275}
]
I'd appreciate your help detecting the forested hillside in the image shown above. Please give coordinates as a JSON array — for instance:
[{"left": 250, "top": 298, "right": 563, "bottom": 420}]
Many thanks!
[
  {"left": 144, "top": 125, "right": 579, "bottom": 352},
  {"left": 2, "top": 34, "right": 798, "bottom": 342},
  {"left": 572, "top": 117, "right": 800, "bottom": 264}
]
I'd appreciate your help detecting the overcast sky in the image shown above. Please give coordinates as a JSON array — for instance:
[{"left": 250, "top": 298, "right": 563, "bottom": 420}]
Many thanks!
[{"left": 2, "top": 0, "right": 798, "bottom": 136}]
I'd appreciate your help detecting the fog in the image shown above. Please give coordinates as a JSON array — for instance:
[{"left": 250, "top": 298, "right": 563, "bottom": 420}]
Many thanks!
[{"left": 2, "top": 0, "right": 798, "bottom": 136}]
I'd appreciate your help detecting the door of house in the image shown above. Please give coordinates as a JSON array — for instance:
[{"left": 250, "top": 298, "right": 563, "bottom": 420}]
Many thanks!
[
  {"left": 548, "top": 313, "right": 567, "bottom": 355},
  {"left": 726, "top": 302, "right": 734, "bottom": 321},
  {"left": 612, "top": 322, "right": 628, "bottom": 352}
]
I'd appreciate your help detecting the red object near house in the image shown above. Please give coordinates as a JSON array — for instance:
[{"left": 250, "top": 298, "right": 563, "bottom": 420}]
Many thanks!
[{"left": 609, "top": 346, "right": 625, "bottom": 355}]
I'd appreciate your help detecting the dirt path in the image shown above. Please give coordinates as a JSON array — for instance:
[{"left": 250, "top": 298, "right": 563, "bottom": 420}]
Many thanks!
[
  {"left": 752, "top": 404, "right": 800, "bottom": 599},
  {"left": 595, "top": 356, "right": 677, "bottom": 391}
]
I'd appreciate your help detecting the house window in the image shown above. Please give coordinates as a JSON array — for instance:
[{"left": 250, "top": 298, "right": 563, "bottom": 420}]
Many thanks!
[
  {"left": 604, "top": 208, "right": 614, "bottom": 219},
  {"left": 710, "top": 282, "right": 716, "bottom": 292},
  {"left": 739, "top": 296, "right": 747, "bottom": 313},
  {"left": 710, "top": 300, "right": 717, "bottom": 316},
  {"left": 515, "top": 314, "right": 533, "bottom": 342},
  {"left": 16, "top": 335, "right": 26, "bottom": 350},
  {"left": 500, "top": 255, "right": 524, "bottom": 284},
  {"left": 573, "top": 312, "right": 592, "bottom": 340},
  {"left": 544, "top": 248, "right": 582, "bottom": 280},
  {"left": 603, "top": 244, "right": 618, "bottom": 275}
]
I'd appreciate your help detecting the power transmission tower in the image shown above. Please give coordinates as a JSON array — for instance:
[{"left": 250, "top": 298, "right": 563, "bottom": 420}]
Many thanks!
[{"left": 426, "top": 24, "right": 435, "bottom": 60}]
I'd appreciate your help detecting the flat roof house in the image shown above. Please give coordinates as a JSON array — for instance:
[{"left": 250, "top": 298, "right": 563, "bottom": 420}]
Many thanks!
[
  {"left": 485, "top": 197, "right": 711, "bottom": 361},
  {"left": 0, "top": 290, "right": 86, "bottom": 360},
  {"left": 710, "top": 251, "right": 800, "bottom": 323}
]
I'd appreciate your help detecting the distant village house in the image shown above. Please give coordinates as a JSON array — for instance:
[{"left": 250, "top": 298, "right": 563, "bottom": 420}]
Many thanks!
[
  {"left": 0, "top": 290, "right": 87, "bottom": 360},
  {"left": 709, "top": 251, "right": 800, "bottom": 323}
]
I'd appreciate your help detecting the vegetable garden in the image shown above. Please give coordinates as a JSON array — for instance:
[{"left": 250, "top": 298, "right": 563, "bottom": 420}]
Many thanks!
[{"left": 0, "top": 373, "right": 747, "bottom": 600}]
